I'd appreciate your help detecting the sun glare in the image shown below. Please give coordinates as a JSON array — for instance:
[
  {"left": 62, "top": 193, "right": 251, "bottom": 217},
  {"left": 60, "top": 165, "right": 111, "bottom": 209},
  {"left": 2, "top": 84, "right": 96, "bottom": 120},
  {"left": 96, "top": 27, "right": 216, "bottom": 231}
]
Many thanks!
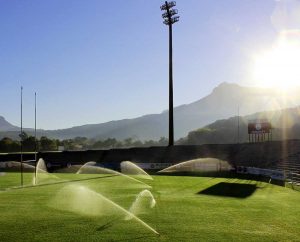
[{"left": 253, "top": 31, "right": 300, "bottom": 89}]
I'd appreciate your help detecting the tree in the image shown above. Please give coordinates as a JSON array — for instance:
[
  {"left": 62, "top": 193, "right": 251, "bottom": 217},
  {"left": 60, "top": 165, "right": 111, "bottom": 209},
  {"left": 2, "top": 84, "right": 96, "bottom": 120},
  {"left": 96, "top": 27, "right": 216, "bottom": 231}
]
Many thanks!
[
  {"left": 158, "top": 137, "right": 168, "bottom": 146},
  {"left": 103, "top": 138, "right": 118, "bottom": 148},
  {"left": 40, "top": 136, "right": 57, "bottom": 151},
  {"left": 132, "top": 140, "right": 143, "bottom": 147},
  {"left": 124, "top": 138, "right": 133, "bottom": 147},
  {"left": 92, "top": 140, "right": 104, "bottom": 149},
  {"left": 0, "top": 137, "right": 20, "bottom": 152},
  {"left": 144, "top": 140, "right": 156, "bottom": 147},
  {"left": 19, "top": 131, "right": 28, "bottom": 141},
  {"left": 61, "top": 139, "right": 76, "bottom": 150},
  {"left": 22, "top": 136, "right": 36, "bottom": 151}
]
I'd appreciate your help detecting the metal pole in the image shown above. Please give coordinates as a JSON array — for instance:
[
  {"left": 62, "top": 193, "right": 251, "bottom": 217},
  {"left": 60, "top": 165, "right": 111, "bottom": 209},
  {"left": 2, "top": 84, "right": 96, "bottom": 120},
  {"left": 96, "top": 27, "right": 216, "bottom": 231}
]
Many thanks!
[
  {"left": 271, "top": 129, "right": 272, "bottom": 141},
  {"left": 161, "top": 1, "right": 179, "bottom": 146},
  {"left": 237, "top": 106, "right": 240, "bottom": 144},
  {"left": 20, "top": 86, "right": 23, "bottom": 187},
  {"left": 34, "top": 92, "right": 37, "bottom": 185},
  {"left": 166, "top": 1, "right": 174, "bottom": 146},
  {"left": 168, "top": 21, "right": 174, "bottom": 146}
]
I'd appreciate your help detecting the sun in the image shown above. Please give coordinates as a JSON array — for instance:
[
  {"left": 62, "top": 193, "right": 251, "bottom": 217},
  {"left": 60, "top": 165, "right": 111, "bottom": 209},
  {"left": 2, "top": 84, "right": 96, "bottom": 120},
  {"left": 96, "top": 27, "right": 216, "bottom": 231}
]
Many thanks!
[{"left": 252, "top": 30, "right": 300, "bottom": 89}]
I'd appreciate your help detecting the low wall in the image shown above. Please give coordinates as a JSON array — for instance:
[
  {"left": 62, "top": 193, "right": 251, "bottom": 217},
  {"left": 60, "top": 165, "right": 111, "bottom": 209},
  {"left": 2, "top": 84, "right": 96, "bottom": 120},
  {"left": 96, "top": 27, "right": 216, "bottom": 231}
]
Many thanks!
[{"left": 1, "top": 140, "right": 300, "bottom": 171}]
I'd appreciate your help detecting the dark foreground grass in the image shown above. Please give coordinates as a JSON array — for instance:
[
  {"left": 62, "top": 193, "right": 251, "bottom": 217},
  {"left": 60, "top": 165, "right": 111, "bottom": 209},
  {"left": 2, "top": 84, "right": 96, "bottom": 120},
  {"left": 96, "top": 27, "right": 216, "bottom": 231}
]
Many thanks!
[{"left": 0, "top": 173, "right": 299, "bottom": 242}]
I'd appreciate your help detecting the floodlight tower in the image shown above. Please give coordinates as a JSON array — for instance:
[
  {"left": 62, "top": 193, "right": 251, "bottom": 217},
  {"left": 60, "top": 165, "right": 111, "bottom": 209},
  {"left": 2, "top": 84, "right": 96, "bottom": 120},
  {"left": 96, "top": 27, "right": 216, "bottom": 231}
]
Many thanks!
[
  {"left": 160, "top": 1, "right": 179, "bottom": 146},
  {"left": 34, "top": 92, "right": 37, "bottom": 185},
  {"left": 20, "top": 86, "right": 23, "bottom": 186}
]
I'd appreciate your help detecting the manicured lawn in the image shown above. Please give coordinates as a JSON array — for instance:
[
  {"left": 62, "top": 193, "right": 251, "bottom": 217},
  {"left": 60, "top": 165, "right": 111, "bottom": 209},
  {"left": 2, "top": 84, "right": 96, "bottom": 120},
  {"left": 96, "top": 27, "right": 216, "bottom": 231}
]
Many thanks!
[{"left": 0, "top": 172, "right": 299, "bottom": 241}]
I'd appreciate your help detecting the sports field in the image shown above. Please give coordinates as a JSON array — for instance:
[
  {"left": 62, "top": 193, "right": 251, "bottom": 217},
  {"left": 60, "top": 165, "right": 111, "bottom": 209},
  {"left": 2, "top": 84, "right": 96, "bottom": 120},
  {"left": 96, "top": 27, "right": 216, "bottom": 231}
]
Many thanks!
[{"left": 0, "top": 172, "right": 299, "bottom": 241}]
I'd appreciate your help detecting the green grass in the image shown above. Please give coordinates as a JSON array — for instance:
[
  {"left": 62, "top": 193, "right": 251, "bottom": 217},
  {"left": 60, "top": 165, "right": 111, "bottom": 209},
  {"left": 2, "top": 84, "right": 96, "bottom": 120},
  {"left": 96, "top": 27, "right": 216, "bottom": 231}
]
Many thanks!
[{"left": 0, "top": 172, "right": 299, "bottom": 241}]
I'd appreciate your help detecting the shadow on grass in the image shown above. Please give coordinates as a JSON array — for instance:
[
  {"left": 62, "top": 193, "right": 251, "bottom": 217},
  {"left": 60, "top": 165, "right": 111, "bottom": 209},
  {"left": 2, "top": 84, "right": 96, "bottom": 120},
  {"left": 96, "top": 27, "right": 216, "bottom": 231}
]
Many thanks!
[
  {"left": 111, "top": 235, "right": 160, "bottom": 242},
  {"left": 94, "top": 216, "right": 159, "bottom": 241},
  {"left": 197, "top": 182, "right": 257, "bottom": 198},
  {"left": 96, "top": 219, "right": 116, "bottom": 232},
  {"left": 156, "top": 171, "right": 234, "bottom": 178}
]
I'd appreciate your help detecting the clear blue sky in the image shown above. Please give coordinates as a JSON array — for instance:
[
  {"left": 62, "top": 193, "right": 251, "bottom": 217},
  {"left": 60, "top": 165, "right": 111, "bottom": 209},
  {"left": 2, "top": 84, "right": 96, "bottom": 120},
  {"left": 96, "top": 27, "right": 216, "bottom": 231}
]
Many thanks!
[{"left": 0, "top": 0, "right": 288, "bottom": 129}]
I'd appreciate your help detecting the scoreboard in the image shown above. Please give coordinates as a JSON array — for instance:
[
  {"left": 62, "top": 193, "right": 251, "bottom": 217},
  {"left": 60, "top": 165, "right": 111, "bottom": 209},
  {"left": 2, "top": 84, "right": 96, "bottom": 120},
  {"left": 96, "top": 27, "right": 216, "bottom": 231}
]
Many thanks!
[
  {"left": 248, "top": 119, "right": 272, "bottom": 142},
  {"left": 248, "top": 119, "right": 272, "bottom": 134}
]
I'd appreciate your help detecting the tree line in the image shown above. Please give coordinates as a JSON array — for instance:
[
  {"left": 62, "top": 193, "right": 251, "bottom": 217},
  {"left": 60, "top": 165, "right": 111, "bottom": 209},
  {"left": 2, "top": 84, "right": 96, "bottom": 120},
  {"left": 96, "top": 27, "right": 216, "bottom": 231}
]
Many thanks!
[{"left": 0, "top": 132, "right": 168, "bottom": 152}]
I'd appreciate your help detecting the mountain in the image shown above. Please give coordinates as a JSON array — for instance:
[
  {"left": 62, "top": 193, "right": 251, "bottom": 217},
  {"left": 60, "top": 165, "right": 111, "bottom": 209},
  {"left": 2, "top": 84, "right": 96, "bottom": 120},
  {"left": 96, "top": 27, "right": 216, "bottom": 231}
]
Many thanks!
[
  {"left": 180, "top": 106, "right": 300, "bottom": 145},
  {"left": 2, "top": 82, "right": 300, "bottom": 141},
  {"left": 0, "top": 116, "right": 18, "bottom": 132}
]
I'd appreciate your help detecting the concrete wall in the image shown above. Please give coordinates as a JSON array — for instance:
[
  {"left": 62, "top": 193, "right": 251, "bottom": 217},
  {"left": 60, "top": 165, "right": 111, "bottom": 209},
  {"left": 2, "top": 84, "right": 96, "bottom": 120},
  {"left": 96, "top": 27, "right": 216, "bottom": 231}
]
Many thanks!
[{"left": 1, "top": 140, "right": 300, "bottom": 170}]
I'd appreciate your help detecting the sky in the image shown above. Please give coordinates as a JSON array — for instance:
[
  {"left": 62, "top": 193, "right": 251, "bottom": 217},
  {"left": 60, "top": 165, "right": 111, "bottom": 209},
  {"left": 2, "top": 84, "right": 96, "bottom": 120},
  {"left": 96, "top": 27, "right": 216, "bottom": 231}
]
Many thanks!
[{"left": 0, "top": 0, "right": 299, "bottom": 129}]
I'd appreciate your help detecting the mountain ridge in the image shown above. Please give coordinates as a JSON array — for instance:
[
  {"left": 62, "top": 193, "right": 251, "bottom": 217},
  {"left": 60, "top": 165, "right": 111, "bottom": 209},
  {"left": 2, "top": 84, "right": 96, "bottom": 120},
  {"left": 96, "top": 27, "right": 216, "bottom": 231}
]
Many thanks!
[
  {"left": 2, "top": 82, "right": 300, "bottom": 140},
  {"left": 0, "top": 116, "right": 18, "bottom": 132},
  {"left": 179, "top": 105, "right": 300, "bottom": 145}
]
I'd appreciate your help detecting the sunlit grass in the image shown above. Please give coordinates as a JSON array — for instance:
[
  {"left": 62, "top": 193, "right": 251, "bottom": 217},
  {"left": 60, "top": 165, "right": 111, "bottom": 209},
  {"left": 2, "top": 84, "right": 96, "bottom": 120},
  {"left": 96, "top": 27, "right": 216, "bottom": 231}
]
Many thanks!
[{"left": 0, "top": 173, "right": 299, "bottom": 241}]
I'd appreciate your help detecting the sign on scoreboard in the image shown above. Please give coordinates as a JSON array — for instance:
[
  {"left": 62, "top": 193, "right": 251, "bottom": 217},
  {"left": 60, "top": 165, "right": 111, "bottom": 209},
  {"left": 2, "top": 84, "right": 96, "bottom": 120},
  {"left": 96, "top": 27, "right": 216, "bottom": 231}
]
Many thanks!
[
  {"left": 248, "top": 119, "right": 272, "bottom": 142},
  {"left": 248, "top": 119, "right": 272, "bottom": 134}
]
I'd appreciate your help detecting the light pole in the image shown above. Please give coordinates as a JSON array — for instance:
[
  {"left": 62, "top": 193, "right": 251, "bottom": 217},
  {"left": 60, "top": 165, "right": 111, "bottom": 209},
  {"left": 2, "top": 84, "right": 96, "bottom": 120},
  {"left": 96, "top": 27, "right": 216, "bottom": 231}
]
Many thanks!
[
  {"left": 34, "top": 92, "right": 37, "bottom": 185},
  {"left": 237, "top": 105, "right": 240, "bottom": 144},
  {"left": 20, "top": 86, "right": 23, "bottom": 186},
  {"left": 160, "top": 1, "right": 179, "bottom": 146}
]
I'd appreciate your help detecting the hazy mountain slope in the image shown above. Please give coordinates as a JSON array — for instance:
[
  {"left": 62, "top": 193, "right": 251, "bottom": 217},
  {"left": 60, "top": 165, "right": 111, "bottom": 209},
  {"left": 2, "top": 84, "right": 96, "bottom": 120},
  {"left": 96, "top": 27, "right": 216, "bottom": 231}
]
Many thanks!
[
  {"left": 180, "top": 106, "right": 300, "bottom": 145},
  {"left": 2, "top": 82, "right": 300, "bottom": 140},
  {"left": 0, "top": 116, "right": 18, "bottom": 132},
  {"left": 172, "top": 83, "right": 300, "bottom": 139},
  {"left": 40, "top": 114, "right": 168, "bottom": 140}
]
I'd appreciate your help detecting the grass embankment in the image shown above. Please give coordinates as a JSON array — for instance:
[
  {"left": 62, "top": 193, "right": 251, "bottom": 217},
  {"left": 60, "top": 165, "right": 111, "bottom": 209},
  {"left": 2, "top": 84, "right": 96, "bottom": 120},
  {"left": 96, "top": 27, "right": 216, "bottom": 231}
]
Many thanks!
[{"left": 0, "top": 173, "right": 299, "bottom": 241}]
